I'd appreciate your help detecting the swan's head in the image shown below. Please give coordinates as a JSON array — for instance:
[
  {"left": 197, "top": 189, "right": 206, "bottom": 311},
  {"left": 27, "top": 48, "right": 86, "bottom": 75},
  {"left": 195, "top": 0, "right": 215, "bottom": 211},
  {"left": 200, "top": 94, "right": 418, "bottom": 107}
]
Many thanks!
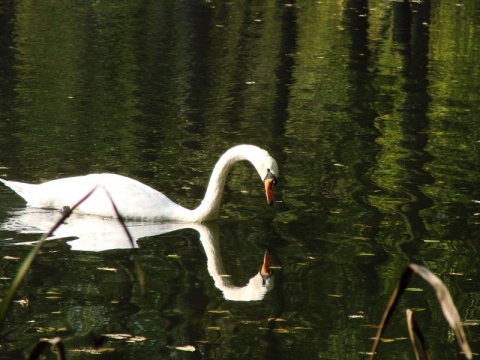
[
  {"left": 222, "top": 145, "right": 279, "bottom": 206},
  {"left": 253, "top": 149, "right": 278, "bottom": 205}
]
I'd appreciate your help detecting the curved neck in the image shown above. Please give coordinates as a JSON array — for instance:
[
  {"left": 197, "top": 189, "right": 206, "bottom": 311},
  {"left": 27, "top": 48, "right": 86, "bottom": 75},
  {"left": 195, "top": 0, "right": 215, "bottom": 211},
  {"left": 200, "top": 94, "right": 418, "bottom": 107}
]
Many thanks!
[{"left": 189, "top": 145, "right": 263, "bottom": 222}]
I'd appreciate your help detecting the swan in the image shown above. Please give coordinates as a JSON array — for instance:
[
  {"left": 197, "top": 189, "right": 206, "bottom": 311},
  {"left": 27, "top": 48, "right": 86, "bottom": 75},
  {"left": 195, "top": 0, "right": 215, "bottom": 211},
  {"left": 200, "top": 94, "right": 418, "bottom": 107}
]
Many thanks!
[{"left": 0, "top": 145, "right": 278, "bottom": 222}]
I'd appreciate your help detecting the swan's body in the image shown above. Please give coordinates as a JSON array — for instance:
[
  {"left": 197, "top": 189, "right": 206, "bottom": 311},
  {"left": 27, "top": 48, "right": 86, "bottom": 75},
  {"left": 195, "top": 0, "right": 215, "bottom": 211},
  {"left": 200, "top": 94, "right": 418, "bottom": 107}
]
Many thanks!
[{"left": 0, "top": 145, "right": 278, "bottom": 222}]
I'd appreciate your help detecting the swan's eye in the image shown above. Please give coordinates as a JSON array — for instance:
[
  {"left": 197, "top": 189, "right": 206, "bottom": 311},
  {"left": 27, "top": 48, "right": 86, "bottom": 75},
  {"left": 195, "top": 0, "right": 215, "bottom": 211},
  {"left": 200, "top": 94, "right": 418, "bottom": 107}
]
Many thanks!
[{"left": 265, "top": 170, "right": 277, "bottom": 187}]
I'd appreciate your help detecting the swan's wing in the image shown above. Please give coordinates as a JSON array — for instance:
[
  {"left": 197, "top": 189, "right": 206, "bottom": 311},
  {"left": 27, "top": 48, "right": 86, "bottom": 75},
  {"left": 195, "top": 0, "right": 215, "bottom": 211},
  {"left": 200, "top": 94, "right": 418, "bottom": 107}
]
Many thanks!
[
  {"left": 82, "top": 174, "right": 184, "bottom": 218},
  {"left": 1, "top": 174, "right": 184, "bottom": 219}
]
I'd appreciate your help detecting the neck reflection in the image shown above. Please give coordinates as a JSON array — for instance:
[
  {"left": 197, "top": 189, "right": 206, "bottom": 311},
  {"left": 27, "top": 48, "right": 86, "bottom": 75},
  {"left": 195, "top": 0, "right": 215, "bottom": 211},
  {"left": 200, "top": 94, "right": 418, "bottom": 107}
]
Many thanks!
[{"left": 2, "top": 209, "right": 274, "bottom": 302}]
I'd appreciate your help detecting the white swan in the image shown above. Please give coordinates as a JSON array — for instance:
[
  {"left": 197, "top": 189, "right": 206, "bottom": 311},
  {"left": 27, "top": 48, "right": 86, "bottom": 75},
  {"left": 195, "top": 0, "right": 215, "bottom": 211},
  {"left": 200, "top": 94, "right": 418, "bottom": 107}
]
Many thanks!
[{"left": 0, "top": 145, "right": 278, "bottom": 222}]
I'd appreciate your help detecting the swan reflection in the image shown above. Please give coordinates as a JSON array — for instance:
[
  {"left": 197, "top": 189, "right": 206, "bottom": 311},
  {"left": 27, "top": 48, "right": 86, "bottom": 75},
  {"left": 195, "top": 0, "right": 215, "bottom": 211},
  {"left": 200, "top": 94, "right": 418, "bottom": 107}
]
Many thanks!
[{"left": 1, "top": 208, "right": 274, "bottom": 301}]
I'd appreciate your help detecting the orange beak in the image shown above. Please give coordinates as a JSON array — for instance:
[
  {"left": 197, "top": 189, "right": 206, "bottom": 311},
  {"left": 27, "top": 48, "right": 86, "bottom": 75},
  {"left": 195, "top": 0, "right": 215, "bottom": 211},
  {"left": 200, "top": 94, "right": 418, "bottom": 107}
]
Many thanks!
[
  {"left": 264, "top": 177, "right": 275, "bottom": 205},
  {"left": 260, "top": 251, "right": 271, "bottom": 277}
]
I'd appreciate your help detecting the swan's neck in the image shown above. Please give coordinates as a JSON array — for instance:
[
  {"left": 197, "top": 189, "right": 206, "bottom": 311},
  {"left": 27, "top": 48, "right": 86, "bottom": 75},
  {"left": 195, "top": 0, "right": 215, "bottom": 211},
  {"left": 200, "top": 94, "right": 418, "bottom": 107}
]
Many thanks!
[
  {"left": 189, "top": 151, "right": 237, "bottom": 222},
  {"left": 188, "top": 145, "right": 261, "bottom": 222}
]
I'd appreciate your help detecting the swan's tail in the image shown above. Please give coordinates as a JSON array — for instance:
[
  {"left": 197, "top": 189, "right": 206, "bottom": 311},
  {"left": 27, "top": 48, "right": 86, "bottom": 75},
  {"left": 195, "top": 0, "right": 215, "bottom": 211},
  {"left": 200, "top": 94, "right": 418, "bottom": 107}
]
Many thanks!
[{"left": 0, "top": 178, "right": 35, "bottom": 203}]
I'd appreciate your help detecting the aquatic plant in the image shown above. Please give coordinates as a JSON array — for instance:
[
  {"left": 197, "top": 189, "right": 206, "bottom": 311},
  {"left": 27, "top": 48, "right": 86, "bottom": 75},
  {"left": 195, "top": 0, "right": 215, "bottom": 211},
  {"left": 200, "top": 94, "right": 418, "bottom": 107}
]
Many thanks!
[{"left": 369, "top": 264, "right": 472, "bottom": 359}]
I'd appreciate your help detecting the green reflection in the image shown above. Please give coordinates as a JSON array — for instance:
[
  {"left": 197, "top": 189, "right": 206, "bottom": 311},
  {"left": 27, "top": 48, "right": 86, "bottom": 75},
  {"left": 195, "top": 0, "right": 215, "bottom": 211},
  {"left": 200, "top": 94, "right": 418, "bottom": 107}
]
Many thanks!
[{"left": 0, "top": 0, "right": 479, "bottom": 359}]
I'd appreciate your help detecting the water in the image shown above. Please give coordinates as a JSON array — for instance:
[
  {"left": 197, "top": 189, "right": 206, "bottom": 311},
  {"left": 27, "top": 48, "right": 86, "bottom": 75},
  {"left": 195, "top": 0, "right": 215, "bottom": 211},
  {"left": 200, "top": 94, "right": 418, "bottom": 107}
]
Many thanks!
[{"left": 1, "top": 0, "right": 480, "bottom": 358}]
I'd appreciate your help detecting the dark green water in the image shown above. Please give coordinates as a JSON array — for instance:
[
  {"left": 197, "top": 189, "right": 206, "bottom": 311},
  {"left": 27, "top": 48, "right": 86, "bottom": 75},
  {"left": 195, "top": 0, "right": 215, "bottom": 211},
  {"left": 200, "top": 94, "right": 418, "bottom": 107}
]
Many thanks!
[{"left": 0, "top": 0, "right": 479, "bottom": 358}]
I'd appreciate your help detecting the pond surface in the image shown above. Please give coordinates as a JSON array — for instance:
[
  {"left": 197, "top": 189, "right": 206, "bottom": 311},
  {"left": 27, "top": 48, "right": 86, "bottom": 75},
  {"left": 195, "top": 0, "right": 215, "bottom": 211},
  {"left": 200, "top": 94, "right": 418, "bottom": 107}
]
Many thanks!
[{"left": 0, "top": 0, "right": 480, "bottom": 359}]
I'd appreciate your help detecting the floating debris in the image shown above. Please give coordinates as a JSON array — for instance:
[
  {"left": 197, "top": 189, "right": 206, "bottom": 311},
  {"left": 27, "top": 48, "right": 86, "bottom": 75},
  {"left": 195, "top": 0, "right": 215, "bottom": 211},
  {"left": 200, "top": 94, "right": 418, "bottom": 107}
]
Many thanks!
[
  {"left": 405, "top": 287, "right": 424, "bottom": 292},
  {"left": 349, "top": 313, "right": 365, "bottom": 319},
  {"left": 126, "top": 336, "right": 146, "bottom": 343},
  {"left": 103, "top": 333, "right": 133, "bottom": 340},
  {"left": 35, "top": 326, "right": 68, "bottom": 333},
  {"left": 72, "top": 348, "right": 115, "bottom": 354},
  {"left": 207, "top": 310, "right": 231, "bottom": 314},
  {"left": 14, "top": 298, "right": 29, "bottom": 307},
  {"left": 207, "top": 326, "right": 221, "bottom": 331},
  {"left": 268, "top": 317, "right": 287, "bottom": 322},
  {"left": 173, "top": 345, "right": 196, "bottom": 352},
  {"left": 463, "top": 321, "right": 480, "bottom": 327}
]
